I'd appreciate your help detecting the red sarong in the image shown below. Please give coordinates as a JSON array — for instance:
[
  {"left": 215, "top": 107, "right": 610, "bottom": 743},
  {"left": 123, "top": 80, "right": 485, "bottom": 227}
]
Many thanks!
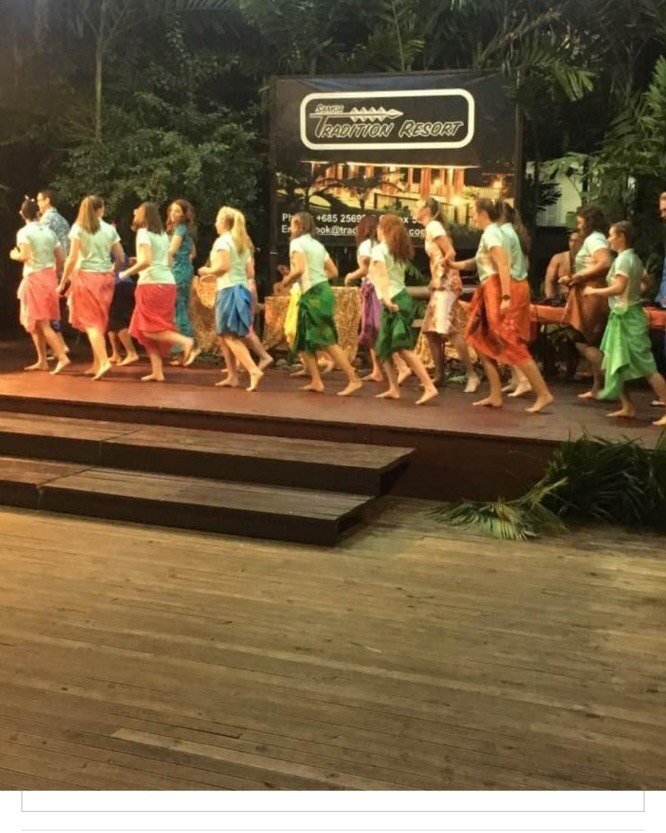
[
  {"left": 129, "top": 283, "right": 177, "bottom": 356},
  {"left": 17, "top": 267, "right": 60, "bottom": 334},
  {"left": 68, "top": 269, "right": 115, "bottom": 332},
  {"left": 465, "top": 274, "right": 531, "bottom": 365}
]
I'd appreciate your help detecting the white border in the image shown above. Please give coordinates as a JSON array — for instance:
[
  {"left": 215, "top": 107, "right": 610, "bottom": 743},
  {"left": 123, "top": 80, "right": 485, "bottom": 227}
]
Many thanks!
[{"left": 299, "top": 88, "right": 475, "bottom": 151}]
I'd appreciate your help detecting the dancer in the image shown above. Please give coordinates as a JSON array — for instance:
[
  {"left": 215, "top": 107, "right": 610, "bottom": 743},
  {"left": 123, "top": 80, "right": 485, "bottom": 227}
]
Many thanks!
[
  {"left": 448, "top": 198, "right": 553, "bottom": 413},
  {"left": 277, "top": 212, "right": 362, "bottom": 396},
  {"left": 583, "top": 221, "right": 666, "bottom": 426},
  {"left": 559, "top": 204, "right": 612, "bottom": 398},
  {"left": 544, "top": 230, "right": 583, "bottom": 300},
  {"left": 36, "top": 187, "right": 70, "bottom": 356},
  {"left": 344, "top": 215, "right": 412, "bottom": 384},
  {"left": 370, "top": 214, "right": 438, "bottom": 405},
  {"left": 121, "top": 202, "right": 194, "bottom": 382},
  {"left": 196, "top": 206, "right": 263, "bottom": 392},
  {"left": 415, "top": 198, "right": 479, "bottom": 392},
  {"left": 10, "top": 197, "right": 70, "bottom": 373},
  {"left": 59, "top": 195, "right": 122, "bottom": 380},
  {"left": 107, "top": 244, "right": 139, "bottom": 367},
  {"left": 166, "top": 199, "right": 200, "bottom": 364}
]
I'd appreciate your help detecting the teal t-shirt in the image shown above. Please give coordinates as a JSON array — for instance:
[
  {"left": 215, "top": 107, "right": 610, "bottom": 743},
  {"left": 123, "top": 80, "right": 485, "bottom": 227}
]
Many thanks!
[
  {"left": 607, "top": 248, "right": 644, "bottom": 311},
  {"left": 475, "top": 222, "right": 507, "bottom": 282},
  {"left": 212, "top": 232, "right": 251, "bottom": 290},
  {"left": 171, "top": 223, "right": 194, "bottom": 267},
  {"left": 136, "top": 228, "right": 174, "bottom": 285},
  {"left": 69, "top": 219, "right": 120, "bottom": 272},
  {"left": 16, "top": 221, "right": 59, "bottom": 276},
  {"left": 575, "top": 231, "right": 608, "bottom": 273},
  {"left": 289, "top": 233, "right": 329, "bottom": 293},
  {"left": 371, "top": 241, "right": 406, "bottom": 299},
  {"left": 501, "top": 223, "right": 528, "bottom": 280}
]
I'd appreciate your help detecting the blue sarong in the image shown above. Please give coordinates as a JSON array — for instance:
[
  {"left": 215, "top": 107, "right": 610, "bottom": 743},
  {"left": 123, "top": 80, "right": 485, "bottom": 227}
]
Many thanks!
[{"left": 215, "top": 284, "right": 253, "bottom": 338}]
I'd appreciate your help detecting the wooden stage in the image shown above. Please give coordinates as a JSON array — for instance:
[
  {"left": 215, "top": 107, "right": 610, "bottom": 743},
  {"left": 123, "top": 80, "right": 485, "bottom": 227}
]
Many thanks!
[{"left": 0, "top": 340, "right": 660, "bottom": 503}]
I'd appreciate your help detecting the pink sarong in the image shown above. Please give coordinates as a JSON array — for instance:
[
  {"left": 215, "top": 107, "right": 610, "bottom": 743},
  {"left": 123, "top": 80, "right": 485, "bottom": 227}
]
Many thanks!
[
  {"left": 17, "top": 267, "right": 60, "bottom": 334},
  {"left": 129, "top": 283, "right": 177, "bottom": 357},
  {"left": 68, "top": 269, "right": 115, "bottom": 332}
]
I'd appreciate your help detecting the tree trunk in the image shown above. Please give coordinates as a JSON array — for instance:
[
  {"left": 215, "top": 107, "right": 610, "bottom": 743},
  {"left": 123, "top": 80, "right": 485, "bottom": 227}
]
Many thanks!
[{"left": 94, "top": 0, "right": 108, "bottom": 141}]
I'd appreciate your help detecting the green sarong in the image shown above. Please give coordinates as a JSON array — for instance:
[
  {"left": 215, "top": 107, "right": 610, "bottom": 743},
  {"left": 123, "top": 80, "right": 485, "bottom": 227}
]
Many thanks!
[
  {"left": 598, "top": 304, "right": 657, "bottom": 400},
  {"left": 294, "top": 280, "right": 338, "bottom": 355},
  {"left": 375, "top": 289, "right": 415, "bottom": 362}
]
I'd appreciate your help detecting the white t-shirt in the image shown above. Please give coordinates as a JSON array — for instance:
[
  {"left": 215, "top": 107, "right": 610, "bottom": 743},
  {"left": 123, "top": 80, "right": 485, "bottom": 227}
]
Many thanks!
[
  {"left": 371, "top": 241, "right": 406, "bottom": 299},
  {"left": 575, "top": 231, "right": 608, "bottom": 273},
  {"left": 475, "top": 223, "right": 507, "bottom": 282},
  {"left": 424, "top": 219, "right": 449, "bottom": 285},
  {"left": 16, "top": 222, "right": 59, "bottom": 276},
  {"left": 289, "top": 233, "right": 329, "bottom": 293},
  {"left": 212, "top": 232, "right": 251, "bottom": 291},
  {"left": 356, "top": 238, "right": 373, "bottom": 267},
  {"left": 69, "top": 219, "right": 120, "bottom": 272},
  {"left": 136, "top": 228, "right": 174, "bottom": 285}
]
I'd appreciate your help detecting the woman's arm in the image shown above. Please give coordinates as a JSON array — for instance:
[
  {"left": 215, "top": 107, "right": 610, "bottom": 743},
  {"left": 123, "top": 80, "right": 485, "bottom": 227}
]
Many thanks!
[
  {"left": 344, "top": 257, "right": 369, "bottom": 285},
  {"left": 583, "top": 273, "right": 628, "bottom": 298},
  {"left": 277, "top": 250, "right": 305, "bottom": 290},
  {"left": 168, "top": 233, "right": 183, "bottom": 258},
  {"left": 9, "top": 242, "right": 30, "bottom": 263},
  {"left": 119, "top": 243, "right": 152, "bottom": 279},
  {"left": 198, "top": 249, "right": 230, "bottom": 279},
  {"left": 490, "top": 245, "right": 512, "bottom": 313},
  {"left": 324, "top": 256, "right": 338, "bottom": 280},
  {"left": 567, "top": 248, "right": 611, "bottom": 286},
  {"left": 111, "top": 242, "right": 125, "bottom": 273},
  {"left": 369, "top": 259, "right": 394, "bottom": 309},
  {"left": 447, "top": 256, "right": 476, "bottom": 272},
  {"left": 59, "top": 237, "right": 83, "bottom": 288},
  {"left": 54, "top": 245, "right": 65, "bottom": 276},
  {"left": 435, "top": 234, "right": 456, "bottom": 262},
  {"left": 544, "top": 253, "right": 562, "bottom": 298}
]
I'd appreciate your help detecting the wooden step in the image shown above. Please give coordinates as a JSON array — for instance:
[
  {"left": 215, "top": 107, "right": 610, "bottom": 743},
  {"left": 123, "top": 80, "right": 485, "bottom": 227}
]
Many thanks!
[
  {"left": 0, "top": 456, "right": 373, "bottom": 546},
  {"left": 0, "top": 413, "right": 412, "bottom": 495}
]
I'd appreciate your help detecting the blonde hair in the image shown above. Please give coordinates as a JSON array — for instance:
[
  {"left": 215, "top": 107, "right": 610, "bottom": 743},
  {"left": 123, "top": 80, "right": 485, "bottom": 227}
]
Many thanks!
[
  {"left": 76, "top": 195, "right": 104, "bottom": 234},
  {"left": 218, "top": 206, "right": 253, "bottom": 256}
]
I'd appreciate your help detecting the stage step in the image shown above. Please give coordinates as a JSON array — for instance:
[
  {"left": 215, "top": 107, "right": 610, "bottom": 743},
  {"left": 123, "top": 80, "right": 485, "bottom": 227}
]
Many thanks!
[
  {"left": 0, "top": 455, "right": 373, "bottom": 546},
  {"left": 0, "top": 413, "right": 413, "bottom": 496}
]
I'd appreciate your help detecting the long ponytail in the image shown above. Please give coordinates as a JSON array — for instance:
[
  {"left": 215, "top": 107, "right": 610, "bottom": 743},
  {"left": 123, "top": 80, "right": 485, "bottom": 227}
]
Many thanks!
[
  {"left": 501, "top": 201, "right": 531, "bottom": 255},
  {"left": 76, "top": 195, "right": 104, "bottom": 234},
  {"left": 219, "top": 206, "right": 253, "bottom": 256}
]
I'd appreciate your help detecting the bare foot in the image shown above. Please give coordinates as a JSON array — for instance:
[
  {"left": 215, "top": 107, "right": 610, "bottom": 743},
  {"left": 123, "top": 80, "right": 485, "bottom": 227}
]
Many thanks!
[
  {"left": 320, "top": 360, "right": 335, "bottom": 375},
  {"left": 361, "top": 371, "right": 384, "bottom": 383},
  {"left": 92, "top": 361, "right": 112, "bottom": 381},
  {"left": 215, "top": 376, "right": 239, "bottom": 388},
  {"left": 464, "top": 374, "right": 481, "bottom": 394},
  {"left": 397, "top": 367, "right": 413, "bottom": 386},
  {"left": 376, "top": 388, "right": 400, "bottom": 400},
  {"left": 652, "top": 399, "right": 665, "bottom": 407},
  {"left": 141, "top": 373, "right": 164, "bottom": 382},
  {"left": 415, "top": 386, "right": 439, "bottom": 406},
  {"left": 501, "top": 382, "right": 516, "bottom": 394},
  {"left": 473, "top": 396, "right": 502, "bottom": 408},
  {"left": 508, "top": 381, "right": 533, "bottom": 399},
  {"left": 652, "top": 414, "right": 666, "bottom": 426},
  {"left": 247, "top": 370, "right": 264, "bottom": 392},
  {"left": 301, "top": 381, "right": 325, "bottom": 393},
  {"left": 169, "top": 356, "right": 183, "bottom": 366},
  {"left": 24, "top": 361, "right": 49, "bottom": 372},
  {"left": 526, "top": 393, "right": 555, "bottom": 414},
  {"left": 84, "top": 366, "right": 98, "bottom": 377},
  {"left": 578, "top": 390, "right": 598, "bottom": 400},
  {"left": 337, "top": 379, "right": 363, "bottom": 397},
  {"left": 109, "top": 354, "right": 121, "bottom": 365},
  {"left": 258, "top": 355, "right": 274, "bottom": 372},
  {"left": 606, "top": 407, "right": 636, "bottom": 419},
  {"left": 118, "top": 353, "right": 139, "bottom": 367},
  {"left": 183, "top": 344, "right": 200, "bottom": 367},
  {"left": 290, "top": 367, "right": 307, "bottom": 378},
  {"left": 50, "top": 356, "right": 71, "bottom": 376}
]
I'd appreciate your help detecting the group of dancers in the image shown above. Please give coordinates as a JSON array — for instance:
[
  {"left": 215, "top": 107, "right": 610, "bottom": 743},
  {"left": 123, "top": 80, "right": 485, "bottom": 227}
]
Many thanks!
[{"left": 9, "top": 189, "right": 666, "bottom": 425}]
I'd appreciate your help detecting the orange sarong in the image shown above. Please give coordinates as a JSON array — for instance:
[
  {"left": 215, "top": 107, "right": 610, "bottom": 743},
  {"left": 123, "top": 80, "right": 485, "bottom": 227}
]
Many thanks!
[{"left": 465, "top": 274, "right": 531, "bottom": 365}]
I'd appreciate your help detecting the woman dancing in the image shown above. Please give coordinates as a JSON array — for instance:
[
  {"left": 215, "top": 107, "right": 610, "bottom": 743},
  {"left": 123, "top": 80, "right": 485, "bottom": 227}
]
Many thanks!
[
  {"left": 166, "top": 199, "right": 200, "bottom": 364},
  {"left": 277, "top": 212, "right": 362, "bottom": 396},
  {"left": 344, "top": 214, "right": 411, "bottom": 384},
  {"left": 415, "top": 197, "right": 479, "bottom": 392},
  {"left": 10, "top": 197, "right": 70, "bottom": 374},
  {"left": 121, "top": 202, "right": 194, "bottom": 382},
  {"left": 197, "top": 206, "right": 264, "bottom": 392},
  {"left": 559, "top": 204, "right": 612, "bottom": 398},
  {"left": 583, "top": 221, "right": 666, "bottom": 426},
  {"left": 59, "top": 195, "right": 123, "bottom": 380},
  {"left": 107, "top": 245, "right": 139, "bottom": 367},
  {"left": 370, "top": 214, "right": 438, "bottom": 405},
  {"left": 448, "top": 198, "right": 553, "bottom": 413}
]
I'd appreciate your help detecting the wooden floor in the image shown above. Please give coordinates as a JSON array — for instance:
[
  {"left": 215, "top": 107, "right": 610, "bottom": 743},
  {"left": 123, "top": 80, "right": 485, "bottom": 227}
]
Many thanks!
[{"left": 0, "top": 500, "right": 664, "bottom": 790}]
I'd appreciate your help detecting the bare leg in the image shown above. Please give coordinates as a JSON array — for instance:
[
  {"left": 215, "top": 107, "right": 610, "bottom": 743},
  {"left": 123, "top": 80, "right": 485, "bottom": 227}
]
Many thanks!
[
  {"left": 647, "top": 372, "right": 666, "bottom": 426},
  {"left": 474, "top": 355, "right": 502, "bottom": 407},
  {"left": 394, "top": 352, "right": 412, "bottom": 385},
  {"left": 452, "top": 333, "right": 480, "bottom": 393},
  {"left": 326, "top": 343, "right": 362, "bottom": 396},
  {"left": 425, "top": 332, "right": 444, "bottom": 384},
  {"left": 399, "top": 349, "right": 439, "bottom": 405},
  {"left": 576, "top": 343, "right": 604, "bottom": 398},
  {"left": 117, "top": 329, "right": 139, "bottom": 365},
  {"left": 517, "top": 358, "right": 554, "bottom": 414},
  {"left": 215, "top": 338, "right": 239, "bottom": 387},
  {"left": 148, "top": 330, "right": 196, "bottom": 365},
  {"left": 42, "top": 322, "right": 71, "bottom": 374},
  {"left": 224, "top": 335, "right": 264, "bottom": 391},
  {"left": 26, "top": 327, "right": 49, "bottom": 370},
  {"left": 245, "top": 331, "right": 274, "bottom": 371},
  {"left": 361, "top": 347, "right": 384, "bottom": 382},
  {"left": 55, "top": 330, "right": 69, "bottom": 355},
  {"left": 142, "top": 347, "right": 164, "bottom": 382},
  {"left": 85, "top": 326, "right": 112, "bottom": 380},
  {"left": 508, "top": 365, "right": 533, "bottom": 398},
  {"left": 607, "top": 388, "right": 636, "bottom": 419},
  {"left": 377, "top": 359, "right": 400, "bottom": 400},
  {"left": 108, "top": 332, "right": 121, "bottom": 363},
  {"left": 300, "top": 351, "right": 324, "bottom": 392}
]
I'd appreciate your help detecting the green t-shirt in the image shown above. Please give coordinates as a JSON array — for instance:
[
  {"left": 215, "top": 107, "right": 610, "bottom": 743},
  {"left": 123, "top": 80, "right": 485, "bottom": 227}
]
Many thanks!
[
  {"left": 289, "top": 233, "right": 329, "bottom": 293},
  {"left": 371, "top": 241, "right": 406, "bottom": 299},
  {"left": 136, "top": 228, "right": 174, "bottom": 285},
  {"left": 501, "top": 223, "right": 528, "bottom": 280},
  {"left": 607, "top": 248, "right": 644, "bottom": 311},
  {"left": 575, "top": 231, "right": 608, "bottom": 273},
  {"left": 16, "top": 221, "right": 59, "bottom": 276},
  {"left": 69, "top": 219, "right": 120, "bottom": 272},
  {"left": 475, "top": 223, "right": 507, "bottom": 282},
  {"left": 212, "top": 232, "right": 251, "bottom": 290}
]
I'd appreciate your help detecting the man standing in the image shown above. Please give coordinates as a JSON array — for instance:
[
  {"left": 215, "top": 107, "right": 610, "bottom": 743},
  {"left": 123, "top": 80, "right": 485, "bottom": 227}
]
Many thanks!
[{"left": 37, "top": 188, "right": 70, "bottom": 353}]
